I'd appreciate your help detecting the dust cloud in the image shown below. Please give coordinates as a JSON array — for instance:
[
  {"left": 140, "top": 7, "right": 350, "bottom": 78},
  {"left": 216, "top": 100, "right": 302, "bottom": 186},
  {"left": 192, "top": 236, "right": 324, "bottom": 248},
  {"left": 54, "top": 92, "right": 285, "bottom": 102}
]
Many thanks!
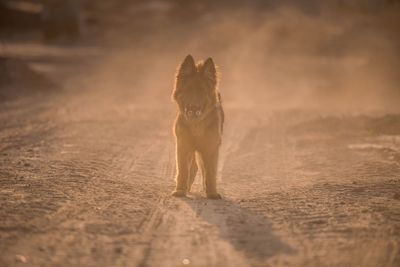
[
  {"left": 90, "top": 0, "right": 400, "bottom": 112},
  {"left": 1, "top": 2, "right": 400, "bottom": 266}
]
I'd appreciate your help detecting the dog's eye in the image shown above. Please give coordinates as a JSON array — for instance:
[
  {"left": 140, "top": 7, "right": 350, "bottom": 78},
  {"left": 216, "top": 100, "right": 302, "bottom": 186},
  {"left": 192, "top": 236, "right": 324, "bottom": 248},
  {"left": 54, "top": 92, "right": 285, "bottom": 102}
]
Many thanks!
[
  {"left": 196, "top": 110, "right": 202, "bottom": 116},
  {"left": 187, "top": 110, "right": 193, "bottom": 116}
]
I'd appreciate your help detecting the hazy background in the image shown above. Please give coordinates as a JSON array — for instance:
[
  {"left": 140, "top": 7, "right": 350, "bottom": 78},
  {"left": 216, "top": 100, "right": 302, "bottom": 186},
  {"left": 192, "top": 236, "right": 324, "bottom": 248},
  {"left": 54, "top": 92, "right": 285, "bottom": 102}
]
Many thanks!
[
  {"left": 1, "top": 2, "right": 400, "bottom": 266},
  {"left": 1, "top": 0, "right": 400, "bottom": 111}
]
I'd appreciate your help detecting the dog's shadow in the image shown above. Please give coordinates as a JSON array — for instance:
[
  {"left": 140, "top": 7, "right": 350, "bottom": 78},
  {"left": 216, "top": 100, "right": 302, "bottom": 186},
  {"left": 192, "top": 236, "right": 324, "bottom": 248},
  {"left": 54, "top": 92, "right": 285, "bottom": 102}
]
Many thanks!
[{"left": 181, "top": 193, "right": 295, "bottom": 261}]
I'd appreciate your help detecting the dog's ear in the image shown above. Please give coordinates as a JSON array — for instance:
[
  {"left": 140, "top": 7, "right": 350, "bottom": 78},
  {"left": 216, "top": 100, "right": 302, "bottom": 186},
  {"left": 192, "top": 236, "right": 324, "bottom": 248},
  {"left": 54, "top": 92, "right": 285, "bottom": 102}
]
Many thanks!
[
  {"left": 177, "top": 55, "right": 196, "bottom": 78},
  {"left": 202, "top": 57, "right": 217, "bottom": 87}
]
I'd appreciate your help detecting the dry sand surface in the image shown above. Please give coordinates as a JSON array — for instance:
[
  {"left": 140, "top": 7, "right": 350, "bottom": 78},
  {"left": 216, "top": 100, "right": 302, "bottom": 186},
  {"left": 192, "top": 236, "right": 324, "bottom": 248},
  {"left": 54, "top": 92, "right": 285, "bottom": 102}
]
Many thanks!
[
  {"left": 1, "top": 44, "right": 399, "bottom": 267},
  {"left": 1, "top": 1, "right": 400, "bottom": 267}
]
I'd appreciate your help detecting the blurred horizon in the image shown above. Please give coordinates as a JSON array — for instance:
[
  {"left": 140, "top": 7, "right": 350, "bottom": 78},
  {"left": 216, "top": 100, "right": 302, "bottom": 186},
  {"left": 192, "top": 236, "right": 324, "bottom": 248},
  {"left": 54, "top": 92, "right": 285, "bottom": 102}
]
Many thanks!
[{"left": 1, "top": 0, "right": 400, "bottom": 111}]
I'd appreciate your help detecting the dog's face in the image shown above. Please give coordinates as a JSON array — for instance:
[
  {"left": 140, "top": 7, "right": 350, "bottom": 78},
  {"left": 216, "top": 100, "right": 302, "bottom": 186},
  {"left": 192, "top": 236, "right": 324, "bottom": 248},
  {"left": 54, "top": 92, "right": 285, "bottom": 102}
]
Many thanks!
[{"left": 173, "top": 55, "right": 218, "bottom": 123}]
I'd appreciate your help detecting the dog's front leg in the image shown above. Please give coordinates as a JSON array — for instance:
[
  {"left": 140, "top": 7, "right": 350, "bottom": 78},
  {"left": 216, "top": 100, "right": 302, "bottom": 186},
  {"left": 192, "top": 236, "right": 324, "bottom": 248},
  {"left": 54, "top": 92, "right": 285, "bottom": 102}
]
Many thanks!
[
  {"left": 172, "top": 140, "right": 193, "bottom": 197},
  {"left": 200, "top": 145, "right": 221, "bottom": 199}
]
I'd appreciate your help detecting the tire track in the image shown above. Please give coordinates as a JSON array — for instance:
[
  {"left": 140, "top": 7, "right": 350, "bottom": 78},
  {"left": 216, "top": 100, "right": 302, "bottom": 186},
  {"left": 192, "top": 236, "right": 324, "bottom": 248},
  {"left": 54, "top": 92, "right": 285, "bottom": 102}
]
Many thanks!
[
  {"left": 0, "top": 91, "right": 174, "bottom": 266},
  {"left": 132, "top": 110, "right": 295, "bottom": 267}
]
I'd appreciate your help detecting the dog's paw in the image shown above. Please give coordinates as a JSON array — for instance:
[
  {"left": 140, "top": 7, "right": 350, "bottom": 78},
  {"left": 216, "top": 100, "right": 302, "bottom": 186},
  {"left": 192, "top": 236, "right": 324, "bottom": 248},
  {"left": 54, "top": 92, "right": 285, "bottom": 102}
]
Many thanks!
[
  {"left": 171, "top": 190, "right": 186, "bottom": 197},
  {"left": 206, "top": 192, "right": 222, "bottom": 199}
]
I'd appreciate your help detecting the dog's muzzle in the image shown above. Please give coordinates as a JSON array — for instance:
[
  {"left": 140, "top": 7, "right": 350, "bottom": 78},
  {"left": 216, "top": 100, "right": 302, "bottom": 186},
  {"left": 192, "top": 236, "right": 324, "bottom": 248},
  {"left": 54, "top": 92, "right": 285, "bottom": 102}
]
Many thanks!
[{"left": 185, "top": 106, "right": 203, "bottom": 119}]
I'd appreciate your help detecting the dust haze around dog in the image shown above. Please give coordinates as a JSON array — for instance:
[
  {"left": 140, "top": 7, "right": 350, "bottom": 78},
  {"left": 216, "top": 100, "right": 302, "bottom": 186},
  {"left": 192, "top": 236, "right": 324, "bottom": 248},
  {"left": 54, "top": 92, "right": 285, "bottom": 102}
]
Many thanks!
[
  {"left": 1, "top": 1, "right": 400, "bottom": 267},
  {"left": 91, "top": 0, "right": 400, "bottom": 112}
]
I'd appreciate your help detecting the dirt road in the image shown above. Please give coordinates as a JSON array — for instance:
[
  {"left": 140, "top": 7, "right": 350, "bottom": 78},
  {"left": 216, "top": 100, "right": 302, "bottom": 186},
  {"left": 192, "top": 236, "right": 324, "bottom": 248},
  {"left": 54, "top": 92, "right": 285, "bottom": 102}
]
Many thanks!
[
  {"left": 1, "top": 42, "right": 399, "bottom": 267},
  {"left": 1, "top": 1, "right": 400, "bottom": 265}
]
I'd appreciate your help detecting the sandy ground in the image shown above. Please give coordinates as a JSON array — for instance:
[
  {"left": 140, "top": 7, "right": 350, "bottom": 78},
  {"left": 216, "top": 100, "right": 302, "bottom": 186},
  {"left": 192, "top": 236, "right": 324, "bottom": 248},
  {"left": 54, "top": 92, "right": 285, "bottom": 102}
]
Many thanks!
[
  {"left": 1, "top": 2, "right": 400, "bottom": 267},
  {"left": 1, "top": 44, "right": 399, "bottom": 267}
]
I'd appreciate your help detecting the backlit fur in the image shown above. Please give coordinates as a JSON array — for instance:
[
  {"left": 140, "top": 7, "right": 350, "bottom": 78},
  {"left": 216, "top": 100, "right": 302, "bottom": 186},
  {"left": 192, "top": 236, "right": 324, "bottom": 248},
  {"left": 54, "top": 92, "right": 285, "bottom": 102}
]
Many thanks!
[{"left": 171, "top": 55, "right": 224, "bottom": 199}]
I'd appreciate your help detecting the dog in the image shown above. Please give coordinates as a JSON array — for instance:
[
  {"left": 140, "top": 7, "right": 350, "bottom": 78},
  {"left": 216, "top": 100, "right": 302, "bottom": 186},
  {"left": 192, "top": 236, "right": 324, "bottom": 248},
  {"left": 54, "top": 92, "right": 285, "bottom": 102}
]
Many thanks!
[{"left": 171, "top": 55, "right": 224, "bottom": 199}]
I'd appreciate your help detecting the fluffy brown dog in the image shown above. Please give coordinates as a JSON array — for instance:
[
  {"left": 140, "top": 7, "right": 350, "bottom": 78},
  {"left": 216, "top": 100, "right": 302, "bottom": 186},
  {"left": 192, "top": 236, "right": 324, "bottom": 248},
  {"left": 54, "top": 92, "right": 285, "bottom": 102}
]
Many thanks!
[{"left": 171, "top": 55, "right": 224, "bottom": 199}]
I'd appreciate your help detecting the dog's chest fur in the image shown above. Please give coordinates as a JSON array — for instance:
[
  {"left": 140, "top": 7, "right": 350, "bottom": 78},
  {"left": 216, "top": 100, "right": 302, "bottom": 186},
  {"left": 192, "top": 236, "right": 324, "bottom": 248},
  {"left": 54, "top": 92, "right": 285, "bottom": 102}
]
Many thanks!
[
  {"left": 189, "top": 121, "right": 207, "bottom": 137},
  {"left": 183, "top": 107, "right": 223, "bottom": 142}
]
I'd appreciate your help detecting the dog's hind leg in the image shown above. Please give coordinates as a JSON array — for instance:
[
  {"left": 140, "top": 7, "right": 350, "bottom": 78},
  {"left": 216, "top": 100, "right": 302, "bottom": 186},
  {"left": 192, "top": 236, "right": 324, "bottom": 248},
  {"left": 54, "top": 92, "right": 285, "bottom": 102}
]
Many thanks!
[
  {"left": 187, "top": 154, "right": 198, "bottom": 193},
  {"left": 195, "top": 153, "right": 206, "bottom": 193}
]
